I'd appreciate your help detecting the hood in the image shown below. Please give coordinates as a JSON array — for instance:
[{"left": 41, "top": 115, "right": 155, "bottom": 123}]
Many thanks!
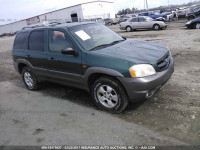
[
  {"left": 92, "top": 39, "right": 169, "bottom": 64},
  {"left": 191, "top": 17, "right": 200, "bottom": 22}
]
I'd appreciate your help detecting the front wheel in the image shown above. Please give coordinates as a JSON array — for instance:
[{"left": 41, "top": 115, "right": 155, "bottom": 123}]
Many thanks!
[
  {"left": 193, "top": 23, "right": 200, "bottom": 29},
  {"left": 91, "top": 77, "right": 129, "bottom": 113},
  {"left": 153, "top": 24, "right": 160, "bottom": 30},
  {"left": 22, "top": 67, "right": 40, "bottom": 91}
]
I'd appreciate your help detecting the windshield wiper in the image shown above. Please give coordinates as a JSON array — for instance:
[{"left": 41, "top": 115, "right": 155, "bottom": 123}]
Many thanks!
[
  {"left": 110, "top": 39, "right": 125, "bottom": 45},
  {"left": 89, "top": 44, "right": 112, "bottom": 51},
  {"left": 89, "top": 40, "right": 125, "bottom": 51}
]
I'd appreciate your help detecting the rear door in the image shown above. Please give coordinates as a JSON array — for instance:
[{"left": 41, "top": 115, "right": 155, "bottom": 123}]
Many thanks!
[
  {"left": 24, "top": 29, "right": 49, "bottom": 77},
  {"left": 139, "top": 17, "right": 150, "bottom": 29},
  {"left": 129, "top": 17, "right": 140, "bottom": 29}
]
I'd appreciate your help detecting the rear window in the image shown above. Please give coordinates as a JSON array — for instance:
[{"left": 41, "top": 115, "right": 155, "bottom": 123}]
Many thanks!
[
  {"left": 28, "top": 30, "right": 45, "bottom": 51},
  {"left": 14, "top": 32, "right": 28, "bottom": 49}
]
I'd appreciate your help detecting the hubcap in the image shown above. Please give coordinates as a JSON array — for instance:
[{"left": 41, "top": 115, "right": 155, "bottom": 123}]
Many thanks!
[
  {"left": 196, "top": 23, "right": 200, "bottom": 29},
  {"left": 24, "top": 72, "right": 34, "bottom": 87},
  {"left": 97, "top": 85, "right": 119, "bottom": 108},
  {"left": 127, "top": 27, "right": 131, "bottom": 32},
  {"left": 155, "top": 25, "right": 159, "bottom": 30}
]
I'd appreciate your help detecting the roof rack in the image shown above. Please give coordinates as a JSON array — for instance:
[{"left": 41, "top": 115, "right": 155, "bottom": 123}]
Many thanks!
[
  {"left": 22, "top": 25, "right": 45, "bottom": 30},
  {"left": 21, "top": 22, "right": 62, "bottom": 30},
  {"left": 48, "top": 22, "right": 61, "bottom": 26}
]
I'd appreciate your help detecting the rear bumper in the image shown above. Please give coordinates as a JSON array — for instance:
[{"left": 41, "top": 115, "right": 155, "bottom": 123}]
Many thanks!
[
  {"left": 117, "top": 59, "right": 174, "bottom": 102},
  {"left": 120, "top": 27, "right": 126, "bottom": 30}
]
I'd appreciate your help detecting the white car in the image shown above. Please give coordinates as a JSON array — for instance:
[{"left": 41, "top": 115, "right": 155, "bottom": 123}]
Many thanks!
[{"left": 120, "top": 16, "right": 167, "bottom": 32}]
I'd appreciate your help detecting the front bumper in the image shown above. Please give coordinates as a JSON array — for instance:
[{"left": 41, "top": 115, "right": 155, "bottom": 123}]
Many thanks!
[{"left": 117, "top": 59, "right": 174, "bottom": 102}]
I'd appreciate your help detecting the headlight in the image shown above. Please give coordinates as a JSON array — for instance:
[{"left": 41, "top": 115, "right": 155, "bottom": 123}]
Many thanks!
[
  {"left": 186, "top": 21, "right": 191, "bottom": 24},
  {"left": 129, "top": 64, "right": 156, "bottom": 78}
]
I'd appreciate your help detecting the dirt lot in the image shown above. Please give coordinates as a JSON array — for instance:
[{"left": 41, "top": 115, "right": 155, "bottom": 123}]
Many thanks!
[{"left": 0, "top": 20, "right": 199, "bottom": 146}]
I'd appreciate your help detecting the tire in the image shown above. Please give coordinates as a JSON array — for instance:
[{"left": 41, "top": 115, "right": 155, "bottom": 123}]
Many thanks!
[
  {"left": 188, "top": 16, "right": 195, "bottom": 21},
  {"left": 91, "top": 76, "right": 129, "bottom": 113},
  {"left": 193, "top": 23, "right": 200, "bottom": 29},
  {"left": 153, "top": 24, "right": 160, "bottom": 30},
  {"left": 22, "top": 67, "right": 40, "bottom": 91},
  {"left": 126, "top": 26, "right": 132, "bottom": 32}
]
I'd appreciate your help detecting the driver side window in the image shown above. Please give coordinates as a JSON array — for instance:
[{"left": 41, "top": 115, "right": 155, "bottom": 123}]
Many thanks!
[{"left": 48, "top": 30, "right": 73, "bottom": 53}]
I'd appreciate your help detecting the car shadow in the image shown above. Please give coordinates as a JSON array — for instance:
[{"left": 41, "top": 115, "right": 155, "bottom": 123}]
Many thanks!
[
  {"left": 12, "top": 79, "right": 146, "bottom": 113},
  {"left": 37, "top": 82, "right": 146, "bottom": 113}
]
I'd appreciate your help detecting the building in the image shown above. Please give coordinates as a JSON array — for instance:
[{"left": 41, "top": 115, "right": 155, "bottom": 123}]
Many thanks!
[{"left": 0, "top": 0, "right": 115, "bottom": 34}]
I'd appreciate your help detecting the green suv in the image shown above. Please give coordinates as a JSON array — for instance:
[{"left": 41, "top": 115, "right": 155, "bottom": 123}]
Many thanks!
[{"left": 13, "top": 22, "right": 174, "bottom": 113}]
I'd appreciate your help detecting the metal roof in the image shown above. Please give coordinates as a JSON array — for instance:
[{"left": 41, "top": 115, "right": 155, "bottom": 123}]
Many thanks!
[{"left": 0, "top": 0, "right": 113, "bottom": 27}]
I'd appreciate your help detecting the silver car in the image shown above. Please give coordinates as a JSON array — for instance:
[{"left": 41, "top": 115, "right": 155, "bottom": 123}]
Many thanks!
[{"left": 120, "top": 16, "right": 167, "bottom": 32}]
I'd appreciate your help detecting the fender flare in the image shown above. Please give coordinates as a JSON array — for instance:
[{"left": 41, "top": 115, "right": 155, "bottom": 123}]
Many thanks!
[
  {"left": 16, "top": 59, "right": 34, "bottom": 71},
  {"left": 84, "top": 67, "right": 124, "bottom": 85}
]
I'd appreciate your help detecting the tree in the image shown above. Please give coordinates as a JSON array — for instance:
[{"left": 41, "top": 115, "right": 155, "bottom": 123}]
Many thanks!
[{"left": 125, "top": 8, "right": 131, "bottom": 14}]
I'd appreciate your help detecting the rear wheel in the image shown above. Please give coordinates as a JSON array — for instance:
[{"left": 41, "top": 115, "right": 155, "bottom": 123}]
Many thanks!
[
  {"left": 22, "top": 67, "right": 40, "bottom": 91},
  {"left": 126, "top": 26, "right": 132, "bottom": 32},
  {"left": 91, "top": 77, "right": 129, "bottom": 113},
  {"left": 193, "top": 23, "right": 200, "bottom": 29},
  {"left": 153, "top": 24, "right": 160, "bottom": 30}
]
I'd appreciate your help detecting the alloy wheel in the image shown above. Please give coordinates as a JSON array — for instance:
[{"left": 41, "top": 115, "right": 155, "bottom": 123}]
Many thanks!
[
  {"left": 24, "top": 72, "right": 34, "bottom": 87},
  {"left": 97, "top": 85, "right": 119, "bottom": 108}
]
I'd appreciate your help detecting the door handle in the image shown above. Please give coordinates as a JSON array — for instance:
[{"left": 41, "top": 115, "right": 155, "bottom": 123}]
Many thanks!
[{"left": 48, "top": 57, "right": 57, "bottom": 61}]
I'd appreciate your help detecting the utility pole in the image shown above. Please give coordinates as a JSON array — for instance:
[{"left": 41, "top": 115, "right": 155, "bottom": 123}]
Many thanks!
[{"left": 146, "top": 0, "right": 148, "bottom": 11}]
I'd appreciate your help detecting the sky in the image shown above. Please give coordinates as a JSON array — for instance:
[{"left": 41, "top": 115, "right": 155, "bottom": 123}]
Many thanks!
[{"left": 0, "top": 0, "right": 195, "bottom": 25}]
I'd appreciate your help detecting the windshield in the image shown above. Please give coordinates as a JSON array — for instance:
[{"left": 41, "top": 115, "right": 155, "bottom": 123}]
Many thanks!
[{"left": 68, "top": 23, "right": 124, "bottom": 51}]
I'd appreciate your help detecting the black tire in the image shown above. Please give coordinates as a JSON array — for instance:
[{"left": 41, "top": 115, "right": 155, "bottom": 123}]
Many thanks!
[
  {"left": 91, "top": 76, "right": 129, "bottom": 113},
  {"left": 188, "top": 16, "right": 195, "bottom": 21},
  {"left": 22, "top": 67, "right": 40, "bottom": 91},
  {"left": 153, "top": 24, "right": 160, "bottom": 30},
  {"left": 193, "top": 22, "right": 200, "bottom": 29},
  {"left": 126, "top": 26, "right": 132, "bottom": 32}
]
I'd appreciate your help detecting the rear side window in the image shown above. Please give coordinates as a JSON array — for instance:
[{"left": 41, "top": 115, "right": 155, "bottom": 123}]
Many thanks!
[
  {"left": 139, "top": 17, "right": 146, "bottom": 22},
  {"left": 14, "top": 32, "right": 28, "bottom": 49},
  {"left": 130, "top": 18, "right": 138, "bottom": 22},
  {"left": 28, "top": 30, "right": 45, "bottom": 51}
]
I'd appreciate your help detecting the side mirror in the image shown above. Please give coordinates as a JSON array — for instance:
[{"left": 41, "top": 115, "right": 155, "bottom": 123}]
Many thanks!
[{"left": 61, "top": 47, "right": 79, "bottom": 56}]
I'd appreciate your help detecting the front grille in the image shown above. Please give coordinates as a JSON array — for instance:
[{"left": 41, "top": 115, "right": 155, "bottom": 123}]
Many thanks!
[{"left": 157, "top": 52, "right": 170, "bottom": 70}]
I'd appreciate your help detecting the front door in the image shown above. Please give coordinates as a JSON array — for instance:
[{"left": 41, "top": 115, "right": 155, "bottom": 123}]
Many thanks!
[{"left": 46, "top": 29, "right": 83, "bottom": 86}]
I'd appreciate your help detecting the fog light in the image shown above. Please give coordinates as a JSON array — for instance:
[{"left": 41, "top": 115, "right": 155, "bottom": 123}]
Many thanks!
[{"left": 146, "top": 92, "right": 150, "bottom": 98}]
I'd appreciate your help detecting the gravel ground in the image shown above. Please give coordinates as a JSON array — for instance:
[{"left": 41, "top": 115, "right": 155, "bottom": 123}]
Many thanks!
[{"left": 0, "top": 20, "right": 199, "bottom": 146}]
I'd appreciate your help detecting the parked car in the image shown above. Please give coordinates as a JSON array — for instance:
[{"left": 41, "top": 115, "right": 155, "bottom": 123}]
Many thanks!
[
  {"left": 0, "top": 33, "right": 7, "bottom": 37},
  {"left": 103, "top": 18, "right": 116, "bottom": 25},
  {"left": 185, "top": 17, "right": 200, "bottom": 29},
  {"left": 187, "top": 8, "right": 200, "bottom": 20},
  {"left": 162, "top": 12, "right": 173, "bottom": 21},
  {"left": 178, "top": 11, "right": 187, "bottom": 19},
  {"left": 119, "top": 15, "right": 132, "bottom": 22},
  {"left": 13, "top": 22, "right": 174, "bottom": 113},
  {"left": 138, "top": 12, "right": 167, "bottom": 20},
  {"left": 90, "top": 18, "right": 105, "bottom": 25},
  {"left": 120, "top": 16, "right": 167, "bottom": 32}
]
